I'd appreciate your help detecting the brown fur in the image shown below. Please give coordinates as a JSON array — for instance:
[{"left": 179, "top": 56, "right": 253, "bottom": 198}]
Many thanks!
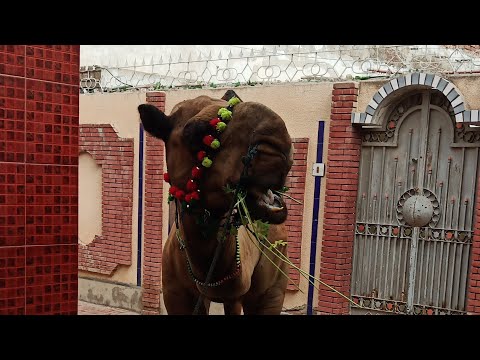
[{"left": 138, "top": 95, "right": 293, "bottom": 315}]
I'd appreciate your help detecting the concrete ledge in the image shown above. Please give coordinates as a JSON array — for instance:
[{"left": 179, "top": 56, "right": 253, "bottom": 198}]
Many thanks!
[{"left": 79, "top": 277, "right": 143, "bottom": 313}]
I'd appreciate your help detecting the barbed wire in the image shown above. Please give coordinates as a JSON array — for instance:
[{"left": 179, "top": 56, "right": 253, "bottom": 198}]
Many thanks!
[{"left": 79, "top": 45, "right": 480, "bottom": 94}]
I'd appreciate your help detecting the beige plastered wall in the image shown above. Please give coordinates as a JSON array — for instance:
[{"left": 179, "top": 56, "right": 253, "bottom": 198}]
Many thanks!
[
  {"left": 79, "top": 92, "right": 146, "bottom": 285},
  {"left": 161, "top": 82, "right": 333, "bottom": 311}
]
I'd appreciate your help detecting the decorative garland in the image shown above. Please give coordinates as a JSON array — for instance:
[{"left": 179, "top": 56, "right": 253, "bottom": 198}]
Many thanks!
[{"left": 163, "top": 96, "right": 241, "bottom": 211}]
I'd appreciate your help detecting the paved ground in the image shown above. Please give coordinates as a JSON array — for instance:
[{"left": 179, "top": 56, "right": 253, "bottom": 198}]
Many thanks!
[
  {"left": 77, "top": 300, "right": 295, "bottom": 315},
  {"left": 78, "top": 300, "right": 139, "bottom": 315}
]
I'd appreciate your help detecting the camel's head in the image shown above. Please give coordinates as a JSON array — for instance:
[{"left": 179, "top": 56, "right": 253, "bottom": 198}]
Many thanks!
[{"left": 137, "top": 92, "right": 293, "bottom": 224}]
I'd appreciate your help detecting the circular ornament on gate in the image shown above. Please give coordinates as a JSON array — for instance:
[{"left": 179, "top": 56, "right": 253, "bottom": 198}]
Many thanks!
[{"left": 396, "top": 188, "right": 440, "bottom": 228}]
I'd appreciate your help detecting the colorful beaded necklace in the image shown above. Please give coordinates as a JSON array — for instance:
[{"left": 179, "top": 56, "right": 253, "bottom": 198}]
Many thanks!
[
  {"left": 163, "top": 96, "right": 241, "bottom": 211},
  {"left": 165, "top": 96, "right": 242, "bottom": 288}
]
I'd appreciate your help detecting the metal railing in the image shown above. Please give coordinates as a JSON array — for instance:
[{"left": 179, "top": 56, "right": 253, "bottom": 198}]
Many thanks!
[{"left": 79, "top": 45, "right": 480, "bottom": 93}]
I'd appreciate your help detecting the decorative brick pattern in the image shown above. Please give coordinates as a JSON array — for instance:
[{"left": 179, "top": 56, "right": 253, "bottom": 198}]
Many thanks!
[
  {"left": 0, "top": 45, "right": 79, "bottom": 315},
  {"left": 78, "top": 125, "right": 134, "bottom": 275},
  {"left": 142, "top": 91, "right": 165, "bottom": 314},
  {"left": 466, "top": 176, "right": 480, "bottom": 315},
  {"left": 318, "top": 82, "right": 362, "bottom": 315},
  {"left": 285, "top": 138, "right": 308, "bottom": 290},
  {"left": 351, "top": 72, "right": 480, "bottom": 125}
]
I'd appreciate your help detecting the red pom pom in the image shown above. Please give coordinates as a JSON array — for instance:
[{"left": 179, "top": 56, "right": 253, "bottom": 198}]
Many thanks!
[
  {"left": 191, "top": 166, "right": 203, "bottom": 179},
  {"left": 163, "top": 172, "right": 170, "bottom": 183},
  {"left": 209, "top": 118, "right": 221, "bottom": 127},
  {"left": 169, "top": 186, "right": 178, "bottom": 195},
  {"left": 175, "top": 190, "right": 185, "bottom": 201},
  {"left": 185, "top": 193, "right": 192, "bottom": 203},
  {"left": 203, "top": 135, "right": 214, "bottom": 146},
  {"left": 197, "top": 150, "right": 207, "bottom": 161},
  {"left": 186, "top": 180, "right": 197, "bottom": 192},
  {"left": 190, "top": 191, "right": 200, "bottom": 201}
]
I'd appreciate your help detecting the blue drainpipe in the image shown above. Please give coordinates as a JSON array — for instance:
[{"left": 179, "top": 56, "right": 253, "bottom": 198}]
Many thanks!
[
  {"left": 137, "top": 123, "right": 144, "bottom": 287},
  {"left": 307, "top": 120, "right": 325, "bottom": 315}
]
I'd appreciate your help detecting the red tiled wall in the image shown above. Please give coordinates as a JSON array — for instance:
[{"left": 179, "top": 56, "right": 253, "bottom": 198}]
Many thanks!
[
  {"left": 467, "top": 176, "right": 480, "bottom": 314},
  {"left": 78, "top": 125, "right": 134, "bottom": 275},
  {"left": 318, "top": 82, "right": 362, "bottom": 315},
  {"left": 0, "top": 45, "right": 79, "bottom": 315},
  {"left": 285, "top": 138, "right": 308, "bottom": 290},
  {"left": 142, "top": 91, "right": 165, "bottom": 314}
]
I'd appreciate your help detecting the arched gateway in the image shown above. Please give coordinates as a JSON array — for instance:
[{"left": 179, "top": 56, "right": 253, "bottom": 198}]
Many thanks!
[{"left": 350, "top": 73, "right": 480, "bottom": 314}]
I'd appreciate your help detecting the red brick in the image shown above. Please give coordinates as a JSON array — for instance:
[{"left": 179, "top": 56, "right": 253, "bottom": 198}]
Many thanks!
[
  {"left": 340, "top": 89, "right": 359, "bottom": 95},
  {"left": 332, "top": 108, "right": 355, "bottom": 114},
  {"left": 333, "top": 82, "right": 358, "bottom": 89},
  {"left": 332, "top": 101, "right": 357, "bottom": 108},
  {"left": 331, "top": 114, "right": 352, "bottom": 121}
]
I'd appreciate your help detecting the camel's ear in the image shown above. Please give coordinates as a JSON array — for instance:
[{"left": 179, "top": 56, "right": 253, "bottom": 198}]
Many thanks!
[
  {"left": 138, "top": 104, "right": 173, "bottom": 142},
  {"left": 221, "top": 89, "right": 243, "bottom": 102},
  {"left": 182, "top": 118, "right": 211, "bottom": 152}
]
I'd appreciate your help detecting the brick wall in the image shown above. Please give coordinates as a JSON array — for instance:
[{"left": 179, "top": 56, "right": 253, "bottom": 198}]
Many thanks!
[
  {"left": 142, "top": 91, "right": 165, "bottom": 314},
  {"left": 78, "top": 125, "right": 134, "bottom": 274},
  {"left": 0, "top": 45, "right": 79, "bottom": 315},
  {"left": 317, "top": 82, "right": 362, "bottom": 315},
  {"left": 285, "top": 138, "right": 308, "bottom": 290},
  {"left": 467, "top": 176, "right": 480, "bottom": 314}
]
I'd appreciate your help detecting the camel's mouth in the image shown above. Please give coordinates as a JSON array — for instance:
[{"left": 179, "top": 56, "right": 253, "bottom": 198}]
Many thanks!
[
  {"left": 245, "top": 187, "right": 288, "bottom": 224},
  {"left": 259, "top": 189, "right": 285, "bottom": 212}
]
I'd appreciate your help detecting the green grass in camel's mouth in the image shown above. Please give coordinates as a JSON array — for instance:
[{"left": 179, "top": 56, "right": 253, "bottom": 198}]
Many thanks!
[{"left": 227, "top": 186, "right": 363, "bottom": 309}]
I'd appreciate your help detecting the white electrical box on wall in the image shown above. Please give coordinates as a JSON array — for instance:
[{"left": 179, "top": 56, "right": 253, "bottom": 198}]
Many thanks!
[{"left": 312, "top": 163, "right": 325, "bottom": 177}]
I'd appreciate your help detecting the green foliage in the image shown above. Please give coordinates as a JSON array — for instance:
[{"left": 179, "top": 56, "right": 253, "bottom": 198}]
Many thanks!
[
  {"left": 223, "top": 183, "right": 235, "bottom": 194},
  {"left": 229, "top": 225, "right": 238, "bottom": 236},
  {"left": 251, "top": 219, "right": 270, "bottom": 244},
  {"left": 269, "top": 240, "right": 287, "bottom": 250},
  {"left": 353, "top": 75, "right": 371, "bottom": 80}
]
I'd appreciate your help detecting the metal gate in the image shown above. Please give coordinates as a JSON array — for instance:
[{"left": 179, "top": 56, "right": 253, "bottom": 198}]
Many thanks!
[{"left": 351, "top": 89, "right": 480, "bottom": 315}]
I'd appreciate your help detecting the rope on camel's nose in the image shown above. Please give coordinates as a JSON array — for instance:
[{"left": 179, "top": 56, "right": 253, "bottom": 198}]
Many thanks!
[{"left": 191, "top": 144, "right": 258, "bottom": 315}]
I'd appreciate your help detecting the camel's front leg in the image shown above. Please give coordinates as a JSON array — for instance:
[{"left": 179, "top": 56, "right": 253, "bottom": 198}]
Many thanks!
[
  {"left": 163, "top": 286, "right": 210, "bottom": 315},
  {"left": 223, "top": 300, "right": 243, "bottom": 315}
]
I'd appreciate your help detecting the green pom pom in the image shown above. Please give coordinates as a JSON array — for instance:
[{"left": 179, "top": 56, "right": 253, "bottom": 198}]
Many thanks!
[
  {"left": 220, "top": 109, "right": 232, "bottom": 121},
  {"left": 228, "top": 97, "right": 240, "bottom": 106},
  {"left": 210, "top": 139, "right": 220, "bottom": 149},
  {"left": 202, "top": 157, "right": 213, "bottom": 168},
  {"left": 216, "top": 122, "right": 227, "bottom": 132},
  {"left": 218, "top": 107, "right": 227, "bottom": 116}
]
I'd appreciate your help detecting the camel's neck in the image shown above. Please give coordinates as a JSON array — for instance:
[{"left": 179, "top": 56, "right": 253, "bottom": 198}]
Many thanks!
[{"left": 179, "top": 212, "right": 239, "bottom": 283}]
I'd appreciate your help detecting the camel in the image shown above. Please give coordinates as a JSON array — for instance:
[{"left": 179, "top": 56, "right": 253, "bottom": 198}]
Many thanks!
[{"left": 137, "top": 91, "right": 293, "bottom": 315}]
